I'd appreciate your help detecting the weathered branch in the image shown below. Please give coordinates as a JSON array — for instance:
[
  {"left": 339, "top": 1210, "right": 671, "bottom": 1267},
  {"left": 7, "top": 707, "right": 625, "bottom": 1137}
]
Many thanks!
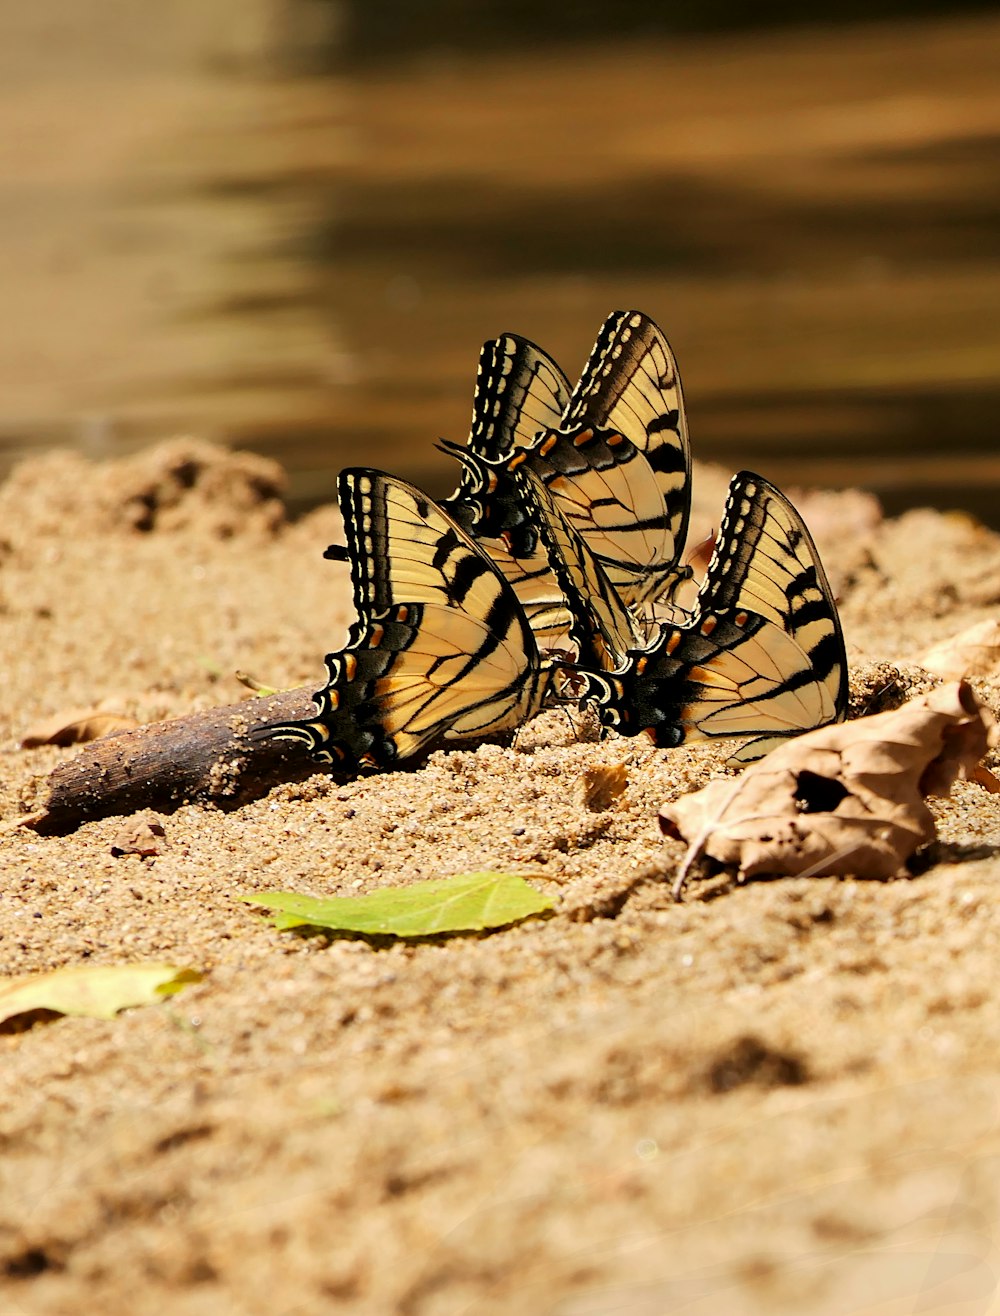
[{"left": 18, "top": 688, "right": 330, "bottom": 835}]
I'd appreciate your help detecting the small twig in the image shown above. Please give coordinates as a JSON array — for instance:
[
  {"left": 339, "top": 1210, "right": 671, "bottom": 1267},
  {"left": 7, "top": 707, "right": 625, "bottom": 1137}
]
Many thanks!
[{"left": 17, "top": 686, "right": 325, "bottom": 835}]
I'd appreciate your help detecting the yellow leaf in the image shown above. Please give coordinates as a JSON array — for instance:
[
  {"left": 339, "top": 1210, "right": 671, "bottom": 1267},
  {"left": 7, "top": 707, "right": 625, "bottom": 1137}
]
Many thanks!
[{"left": 0, "top": 963, "right": 201, "bottom": 1031}]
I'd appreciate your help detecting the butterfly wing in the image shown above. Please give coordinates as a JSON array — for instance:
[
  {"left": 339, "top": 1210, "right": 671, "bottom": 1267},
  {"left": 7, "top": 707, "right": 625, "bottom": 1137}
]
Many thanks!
[
  {"left": 447, "top": 311, "right": 692, "bottom": 613},
  {"left": 472, "top": 333, "right": 572, "bottom": 459},
  {"left": 265, "top": 470, "right": 547, "bottom": 768},
  {"left": 583, "top": 472, "right": 848, "bottom": 761},
  {"left": 559, "top": 309, "right": 692, "bottom": 599},
  {"left": 513, "top": 465, "right": 646, "bottom": 672}
]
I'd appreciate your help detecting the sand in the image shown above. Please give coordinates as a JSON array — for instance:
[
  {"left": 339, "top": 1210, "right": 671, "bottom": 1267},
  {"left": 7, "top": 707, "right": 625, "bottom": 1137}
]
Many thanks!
[{"left": 2, "top": 439, "right": 1000, "bottom": 1316}]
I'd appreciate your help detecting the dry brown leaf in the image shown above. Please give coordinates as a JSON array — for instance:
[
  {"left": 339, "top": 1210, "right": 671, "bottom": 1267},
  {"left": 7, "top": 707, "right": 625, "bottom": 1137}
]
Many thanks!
[
  {"left": 660, "top": 681, "right": 995, "bottom": 892},
  {"left": 110, "top": 814, "right": 168, "bottom": 858},
  {"left": 921, "top": 619, "right": 1000, "bottom": 679},
  {"left": 578, "top": 763, "right": 629, "bottom": 812},
  {"left": 973, "top": 764, "right": 1000, "bottom": 794},
  {"left": 20, "top": 708, "right": 138, "bottom": 748}
]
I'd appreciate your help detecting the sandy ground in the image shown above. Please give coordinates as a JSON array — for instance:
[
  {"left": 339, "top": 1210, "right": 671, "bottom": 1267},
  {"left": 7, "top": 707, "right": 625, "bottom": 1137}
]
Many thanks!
[{"left": 2, "top": 439, "right": 1000, "bottom": 1316}]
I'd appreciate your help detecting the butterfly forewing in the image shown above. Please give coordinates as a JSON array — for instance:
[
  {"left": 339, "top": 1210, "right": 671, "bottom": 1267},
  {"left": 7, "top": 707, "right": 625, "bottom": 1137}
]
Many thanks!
[
  {"left": 470, "top": 334, "right": 571, "bottom": 460},
  {"left": 558, "top": 309, "right": 692, "bottom": 597},
  {"left": 442, "top": 333, "right": 570, "bottom": 532},
  {"left": 695, "top": 472, "right": 848, "bottom": 721}
]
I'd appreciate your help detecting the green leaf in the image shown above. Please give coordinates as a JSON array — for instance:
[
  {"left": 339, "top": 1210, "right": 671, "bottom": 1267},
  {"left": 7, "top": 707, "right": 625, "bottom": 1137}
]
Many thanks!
[
  {"left": 244, "top": 871, "right": 554, "bottom": 939},
  {"left": 0, "top": 963, "right": 201, "bottom": 1030}
]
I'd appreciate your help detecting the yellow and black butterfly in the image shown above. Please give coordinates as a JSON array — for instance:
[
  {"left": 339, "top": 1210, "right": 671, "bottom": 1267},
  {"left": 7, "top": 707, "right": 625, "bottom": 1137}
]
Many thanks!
[
  {"left": 263, "top": 464, "right": 636, "bottom": 770},
  {"left": 443, "top": 310, "right": 693, "bottom": 633},
  {"left": 440, "top": 333, "right": 575, "bottom": 646},
  {"left": 572, "top": 472, "right": 849, "bottom": 762}
]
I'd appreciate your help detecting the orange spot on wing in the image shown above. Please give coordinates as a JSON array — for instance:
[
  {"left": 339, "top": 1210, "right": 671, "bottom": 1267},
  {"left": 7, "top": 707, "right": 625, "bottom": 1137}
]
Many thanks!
[
  {"left": 665, "top": 631, "right": 681, "bottom": 655},
  {"left": 342, "top": 653, "right": 357, "bottom": 681},
  {"left": 572, "top": 428, "right": 594, "bottom": 447},
  {"left": 700, "top": 616, "right": 718, "bottom": 636},
  {"left": 735, "top": 611, "right": 749, "bottom": 627}
]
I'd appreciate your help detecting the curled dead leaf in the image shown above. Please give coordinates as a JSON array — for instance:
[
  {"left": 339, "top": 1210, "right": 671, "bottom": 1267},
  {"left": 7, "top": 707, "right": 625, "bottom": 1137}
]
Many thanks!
[
  {"left": 20, "top": 708, "right": 138, "bottom": 748},
  {"left": 660, "top": 681, "right": 995, "bottom": 895},
  {"left": 921, "top": 618, "right": 1000, "bottom": 680},
  {"left": 578, "top": 762, "right": 629, "bottom": 812}
]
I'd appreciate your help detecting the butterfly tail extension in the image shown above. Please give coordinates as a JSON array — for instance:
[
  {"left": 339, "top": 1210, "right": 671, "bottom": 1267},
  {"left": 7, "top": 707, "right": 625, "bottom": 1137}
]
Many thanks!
[{"left": 257, "top": 610, "right": 418, "bottom": 771}]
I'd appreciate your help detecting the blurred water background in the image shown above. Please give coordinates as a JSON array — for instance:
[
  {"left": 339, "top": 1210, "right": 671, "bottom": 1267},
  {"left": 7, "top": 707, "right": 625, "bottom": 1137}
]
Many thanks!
[{"left": 2, "top": 1, "right": 999, "bottom": 521}]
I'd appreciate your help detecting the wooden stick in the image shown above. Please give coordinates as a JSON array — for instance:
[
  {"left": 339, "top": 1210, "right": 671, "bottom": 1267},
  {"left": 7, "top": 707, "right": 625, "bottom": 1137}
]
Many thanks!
[{"left": 18, "top": 688, "right": 330, "bottom": 835}]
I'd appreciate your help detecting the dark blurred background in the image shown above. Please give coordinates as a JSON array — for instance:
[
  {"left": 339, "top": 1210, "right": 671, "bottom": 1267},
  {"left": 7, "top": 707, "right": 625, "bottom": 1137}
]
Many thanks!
[{"left": 2, "top": 1, "right": 999, "bottom": 520}]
